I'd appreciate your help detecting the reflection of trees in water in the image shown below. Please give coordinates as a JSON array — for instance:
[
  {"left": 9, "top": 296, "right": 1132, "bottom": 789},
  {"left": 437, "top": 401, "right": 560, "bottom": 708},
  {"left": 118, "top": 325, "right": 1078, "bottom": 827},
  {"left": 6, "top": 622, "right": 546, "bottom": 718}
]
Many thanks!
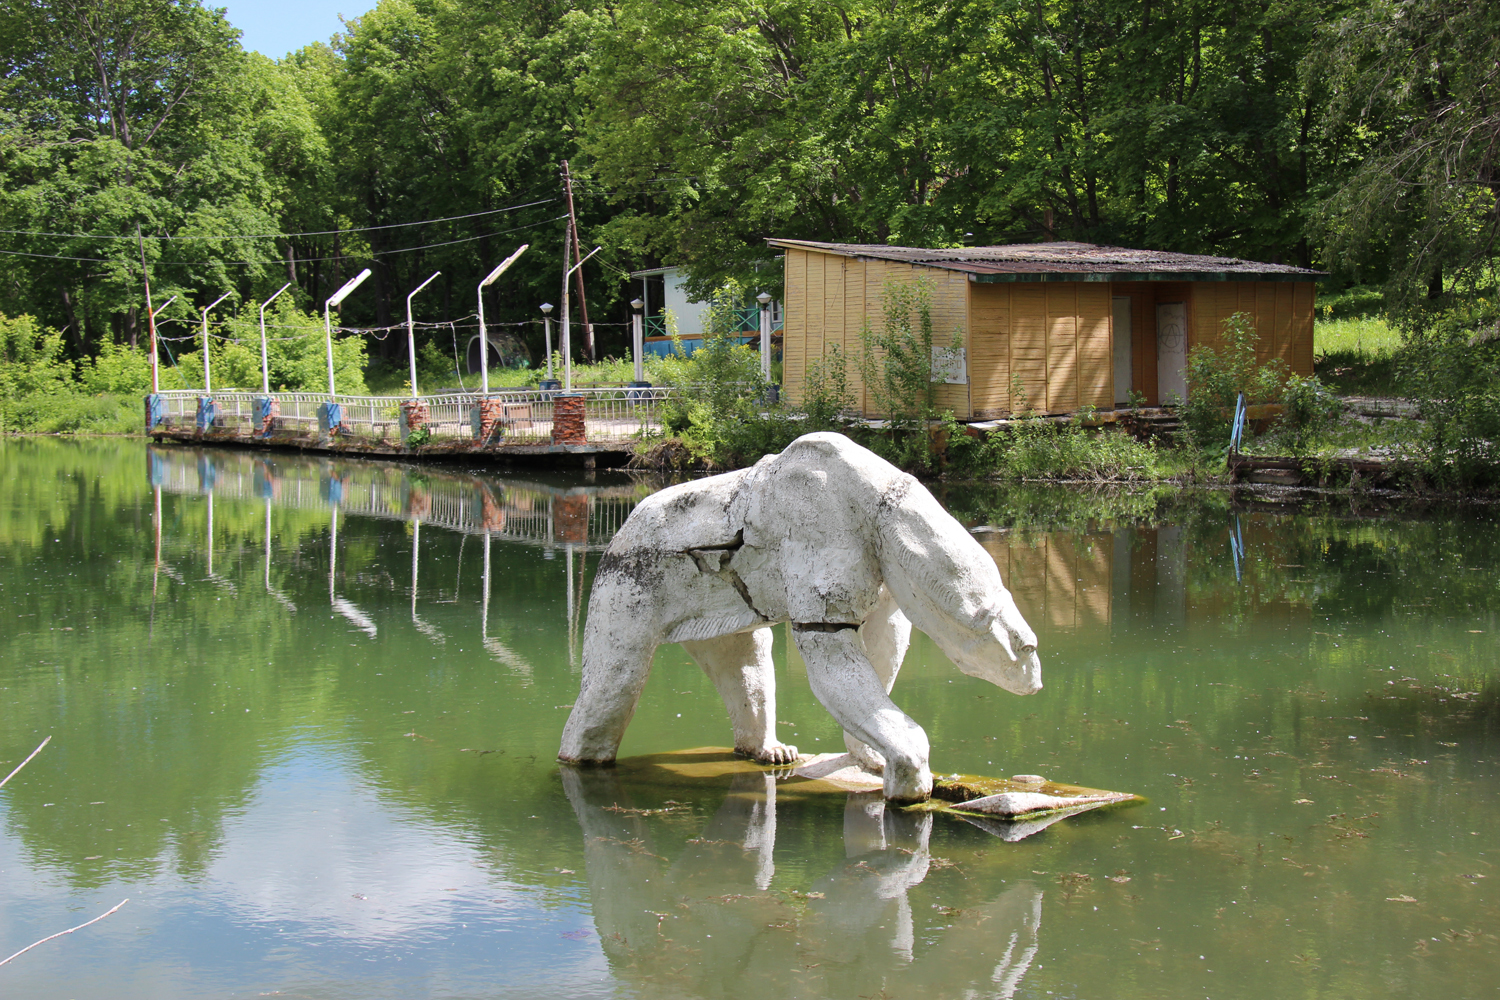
[{"left": 564, "top": 766, "right": 1042, "bottom": 1000}]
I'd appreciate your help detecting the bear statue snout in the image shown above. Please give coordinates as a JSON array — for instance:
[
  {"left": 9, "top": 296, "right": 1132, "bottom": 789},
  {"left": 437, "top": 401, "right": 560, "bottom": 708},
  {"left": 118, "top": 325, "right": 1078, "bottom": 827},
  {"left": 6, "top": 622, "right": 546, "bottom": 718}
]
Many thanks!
[{"left": 1006, "top": 648, "right": 1043, "bottom": 696}]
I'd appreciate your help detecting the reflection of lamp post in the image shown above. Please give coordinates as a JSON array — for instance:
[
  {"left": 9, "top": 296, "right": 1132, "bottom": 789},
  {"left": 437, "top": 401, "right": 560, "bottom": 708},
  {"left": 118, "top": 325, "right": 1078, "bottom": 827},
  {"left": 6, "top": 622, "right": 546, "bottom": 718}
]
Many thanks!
[
  {"left": 200, "top": 292, "right": 232, "bottom": 392},
  {"left": 476, "top": 244, "right": 530, "bottom": 395},
  {"left": 258, "top": 283, "right": 292, "bottom": 394},
  {"left": 327, "top": 507, "right": 378, "bottom": 639},
  {"left": 631, "top": 298, "right": 645, "bottom": 383},
  {"left": 325, "top": 269, "right": 372, "bottom": 396},
  {"left": 756, "top": 291, "right": 773, "bottom": 381},
  {"left": 263, "top": 497, "right": 296, "bottom": 613},
  {"left": 406, "top": 271, "right": 441, "bottom": 397},
  {"left": 540, "top": 302, "right": 554, "bottom": 381}
]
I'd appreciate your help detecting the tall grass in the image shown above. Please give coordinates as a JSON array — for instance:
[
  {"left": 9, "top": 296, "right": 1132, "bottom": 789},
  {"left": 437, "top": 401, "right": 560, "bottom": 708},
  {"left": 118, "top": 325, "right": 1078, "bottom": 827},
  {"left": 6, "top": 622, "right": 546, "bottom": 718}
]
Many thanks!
[
  {"left": 1315, "top": 315, "right": 1400, "bottom": 359},
  {"left": 1312, "top": 287, "right": 1402, "bottom": 395}
]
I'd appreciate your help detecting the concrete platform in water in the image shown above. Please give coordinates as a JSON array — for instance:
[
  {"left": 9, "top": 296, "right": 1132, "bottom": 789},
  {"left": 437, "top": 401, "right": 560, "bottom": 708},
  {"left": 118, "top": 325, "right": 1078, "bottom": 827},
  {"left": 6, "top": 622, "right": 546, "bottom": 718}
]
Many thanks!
[
  {"left": 149, "top": 422, "right": 637, "bottom": 467},
  {"left": 145, "top": 387, "right": 668, "bottom": 468},
  {"left": 602, "top": 748, "right": 1143, "bottom": 842}
]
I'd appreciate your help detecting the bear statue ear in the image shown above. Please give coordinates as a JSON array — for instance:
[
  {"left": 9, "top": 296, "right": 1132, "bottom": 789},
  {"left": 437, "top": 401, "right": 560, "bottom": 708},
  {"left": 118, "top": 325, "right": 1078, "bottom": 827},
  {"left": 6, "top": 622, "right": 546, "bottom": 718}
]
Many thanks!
[{"left": 989, "top": 618, "right": 1018, "bottom": 662}]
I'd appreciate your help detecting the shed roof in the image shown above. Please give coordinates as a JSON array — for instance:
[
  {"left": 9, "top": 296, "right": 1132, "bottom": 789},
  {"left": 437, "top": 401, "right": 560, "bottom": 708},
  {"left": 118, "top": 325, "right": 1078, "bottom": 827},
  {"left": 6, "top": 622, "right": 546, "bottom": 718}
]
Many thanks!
[{"left": 767, "top": 239, "right": 1324, "bottom": 282}]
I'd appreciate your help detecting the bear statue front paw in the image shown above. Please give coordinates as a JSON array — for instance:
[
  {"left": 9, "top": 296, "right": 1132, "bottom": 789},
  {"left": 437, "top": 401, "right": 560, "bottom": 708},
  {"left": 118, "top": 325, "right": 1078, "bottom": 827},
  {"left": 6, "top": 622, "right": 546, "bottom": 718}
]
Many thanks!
[
  {"left": 883, "top": 758, "right": 934, "bottom": 803},
  {"left": 739, "top": 742, "right": 801, "bottom": 765}
]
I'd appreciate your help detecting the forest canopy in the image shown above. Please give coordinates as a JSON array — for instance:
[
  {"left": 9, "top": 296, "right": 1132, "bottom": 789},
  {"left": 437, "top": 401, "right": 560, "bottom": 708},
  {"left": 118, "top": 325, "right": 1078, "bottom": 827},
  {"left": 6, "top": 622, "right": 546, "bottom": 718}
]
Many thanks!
[{"left": 0, "top": 0, "right": 1496, "bottom": 367}]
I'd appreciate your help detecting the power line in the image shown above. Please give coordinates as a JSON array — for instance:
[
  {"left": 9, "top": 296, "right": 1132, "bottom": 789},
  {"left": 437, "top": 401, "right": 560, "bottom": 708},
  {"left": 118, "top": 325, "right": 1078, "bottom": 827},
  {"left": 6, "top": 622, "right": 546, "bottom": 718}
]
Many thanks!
[
  {"left": 0, "top": 215, "right": 568, "bottom": 267},
  {"left": 0, "top": 194, "right": 556, "bottom": 242}
]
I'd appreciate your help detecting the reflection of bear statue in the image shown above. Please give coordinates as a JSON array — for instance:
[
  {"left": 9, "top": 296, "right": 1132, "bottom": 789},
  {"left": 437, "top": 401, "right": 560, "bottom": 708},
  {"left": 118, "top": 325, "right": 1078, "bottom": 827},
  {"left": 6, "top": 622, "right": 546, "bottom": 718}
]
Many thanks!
[
  {"left": 562, "top": 764, "right": 1044, "bottom": 999},
  {"left": 558, "top": 432, "right": 1041, "bottom": 801}
]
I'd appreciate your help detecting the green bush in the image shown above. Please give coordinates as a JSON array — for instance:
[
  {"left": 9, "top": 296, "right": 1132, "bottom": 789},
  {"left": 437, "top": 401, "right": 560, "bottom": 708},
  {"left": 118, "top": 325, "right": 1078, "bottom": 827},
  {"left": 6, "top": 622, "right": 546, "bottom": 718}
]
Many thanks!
[
  {"left": 1399, "top": 302, "right": 1500, "bottom": 486},
  {"left": 4, "top": 392, "right": 140, "bottom": 434},
  {"left": 1279, "top": 374, "right": 1344, "bottom": 455},
  {"left": 0, "top": 313, "right": 75, "bottom": 400},
  {"left": 856, "top": 277, "right": 962, "bottom": 472},
  {"left": 1181, "top": 311, "right": 1291, "bottom": 445},
  {"left": 943, "top": 413, "right": 1179, "bottom": 482},
  {"left": 78, "top": 341, "right": 154, "bottom": 395},
  {"left": 653, "top": 281, "right": 789, "bottom": 465},
  {"left": 801, "top": 343, "right": 857, "bottom": 429}
]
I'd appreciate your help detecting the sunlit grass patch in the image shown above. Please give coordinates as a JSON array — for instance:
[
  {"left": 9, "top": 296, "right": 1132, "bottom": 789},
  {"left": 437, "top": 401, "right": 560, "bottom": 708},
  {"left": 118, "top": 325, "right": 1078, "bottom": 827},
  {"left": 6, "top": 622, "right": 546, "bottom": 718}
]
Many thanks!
[{"left": 1315, "top": 315, "right": 1400, "bottom": 359}]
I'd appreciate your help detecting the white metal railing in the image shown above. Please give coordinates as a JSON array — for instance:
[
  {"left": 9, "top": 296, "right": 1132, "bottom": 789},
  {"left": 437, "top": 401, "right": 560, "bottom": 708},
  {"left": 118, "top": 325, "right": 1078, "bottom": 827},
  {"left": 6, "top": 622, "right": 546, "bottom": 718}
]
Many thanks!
[{"left": 151, "top": 386, "right": 674, "bottom": 446}]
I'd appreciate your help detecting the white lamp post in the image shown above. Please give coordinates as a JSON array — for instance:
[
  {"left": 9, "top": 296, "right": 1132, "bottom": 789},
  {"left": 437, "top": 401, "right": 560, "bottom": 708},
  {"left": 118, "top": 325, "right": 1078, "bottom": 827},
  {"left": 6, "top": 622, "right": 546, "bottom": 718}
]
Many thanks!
[
  {"left": 148, "top": 294, "right": 177, "bottom": 395},
  {"left": 630, "top": 298, "right": 645, "bottom": 383},
  {"left": 540, "top": 302, "right": 554, "bottom": 380},
  {"left": 147, "top": 293, "right": 177, "bottom": 389},
  {"left": 562, "top": 244, "right": 601, "bottom": 392},
  {"left": 258, "top": 282, "right": 292, "bottom": 394},
  {"left": 201, "top": 292, "right": 232, "bottom": 393},
  {"left": 324, "top": 268, "right": 372, "bottom": 396},
  {"left": 406, "top": 270, "right": 441, "bottom": 397},
  {"left": 476, "top": 244, "right": 530, "bottom": 395},
  {"left": 756, "top": 291, "right": 773, "bottom": 381}
]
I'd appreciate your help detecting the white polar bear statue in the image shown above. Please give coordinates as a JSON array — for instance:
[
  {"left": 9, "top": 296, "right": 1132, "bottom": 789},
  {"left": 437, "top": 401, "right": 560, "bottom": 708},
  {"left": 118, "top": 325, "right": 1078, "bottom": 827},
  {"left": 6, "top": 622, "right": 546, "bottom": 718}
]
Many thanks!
[{"left": 558, "top": 432, "right": 1042, "bottom": 801}]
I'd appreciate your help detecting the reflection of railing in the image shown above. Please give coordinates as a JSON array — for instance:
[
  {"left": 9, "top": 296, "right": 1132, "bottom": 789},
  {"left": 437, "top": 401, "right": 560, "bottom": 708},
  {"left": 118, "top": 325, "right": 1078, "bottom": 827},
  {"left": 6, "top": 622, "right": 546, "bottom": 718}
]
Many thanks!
[
  {"left": 148, "top": 445, "right": 643, "bottom": 550},
  {"left": 151, "top": 386, "right": 674, "bottom": 448}
]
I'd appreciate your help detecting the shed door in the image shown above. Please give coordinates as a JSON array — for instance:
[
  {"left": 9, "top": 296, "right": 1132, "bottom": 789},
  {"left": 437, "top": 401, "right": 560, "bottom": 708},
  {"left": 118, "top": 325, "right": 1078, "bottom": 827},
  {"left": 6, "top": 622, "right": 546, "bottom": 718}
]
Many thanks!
[
  {"left": 1112, "top": 296, "right": 1132, "bottom": 406},
  {"left": 1156, "top": 302, "right": 1188, "bottom": 403}
]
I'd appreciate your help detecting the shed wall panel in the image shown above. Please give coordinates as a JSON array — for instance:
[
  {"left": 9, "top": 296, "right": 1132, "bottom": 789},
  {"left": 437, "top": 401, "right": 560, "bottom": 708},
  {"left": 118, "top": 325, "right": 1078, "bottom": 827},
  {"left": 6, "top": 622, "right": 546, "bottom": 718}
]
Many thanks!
[
  {"left": 1274, "top": 283, "right": 1293, "bottom": 366},
  {"left": 1254, "top": 282, "right": 1276, "bottom": 364},
  {"left": 1045, "top": 284, "right": 1079, "bottom": 413},
  {"left": 969, "top": 283, "right": 1012, "bottom": 417},
  {"left": 783, "top": 250, "right": 809, "bottom": 404},
  {"left": 1291, "top": 282, "right": 1315, "bottom": 375},
  {"left": 1012, "top": 285, "right": 1049, "bottom": 412},
  {"left": 1077, "top": 283, "right": 1113, "bottom": 410}
]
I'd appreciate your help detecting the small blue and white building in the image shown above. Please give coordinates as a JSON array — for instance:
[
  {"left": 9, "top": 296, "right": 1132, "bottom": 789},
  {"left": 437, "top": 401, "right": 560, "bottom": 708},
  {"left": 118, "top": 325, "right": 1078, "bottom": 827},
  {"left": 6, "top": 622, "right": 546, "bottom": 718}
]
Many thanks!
[{"left": 630, "top": 265, "right": 783, "bottom": 357}]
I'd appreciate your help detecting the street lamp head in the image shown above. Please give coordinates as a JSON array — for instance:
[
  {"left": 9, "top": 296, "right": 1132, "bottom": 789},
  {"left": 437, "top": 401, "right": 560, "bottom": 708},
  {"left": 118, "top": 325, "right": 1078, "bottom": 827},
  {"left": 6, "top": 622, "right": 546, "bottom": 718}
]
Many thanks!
[
  {"left": 630, "top": 298, "right": 644, "bottom": 311},
  {"left": 540, "top": 302, "right": 554, "bottom": 316},
  {"left": 327, "top": 268, "right": 373, "bottom": 309},
  {"left": 756, "top": 291, "right": 772, "bottom": 307},
  {"left": 481, "top": 244, "right": 530, "bottom": 288}
]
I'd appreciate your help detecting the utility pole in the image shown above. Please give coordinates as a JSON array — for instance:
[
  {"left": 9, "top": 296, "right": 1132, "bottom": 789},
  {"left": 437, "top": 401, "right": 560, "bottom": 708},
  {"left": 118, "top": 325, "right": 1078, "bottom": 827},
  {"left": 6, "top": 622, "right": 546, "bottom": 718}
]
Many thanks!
[
  {"left": 136, "top": 225, "right": 158, "bottom": 393},
  {"left": 560, "top": 160, "right": 594, "bottom": 361}
]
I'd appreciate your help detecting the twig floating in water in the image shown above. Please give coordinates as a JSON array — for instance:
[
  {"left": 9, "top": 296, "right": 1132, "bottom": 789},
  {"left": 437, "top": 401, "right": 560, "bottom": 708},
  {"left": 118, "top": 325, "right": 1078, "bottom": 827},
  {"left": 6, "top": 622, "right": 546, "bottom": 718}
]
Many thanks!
[
  {"left": 0, "top": 899, "right": 128, "bottom": 968},
  {"left": 0, "top": 736, "right": 51, "bottom": 791}
]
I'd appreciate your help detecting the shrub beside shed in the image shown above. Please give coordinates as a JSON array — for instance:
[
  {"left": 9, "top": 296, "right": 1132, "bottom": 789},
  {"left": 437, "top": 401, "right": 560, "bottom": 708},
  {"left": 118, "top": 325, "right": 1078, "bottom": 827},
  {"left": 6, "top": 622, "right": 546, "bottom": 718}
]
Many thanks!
[{"left": 771, "top": 240, "right": 1323, "bottom": 419}]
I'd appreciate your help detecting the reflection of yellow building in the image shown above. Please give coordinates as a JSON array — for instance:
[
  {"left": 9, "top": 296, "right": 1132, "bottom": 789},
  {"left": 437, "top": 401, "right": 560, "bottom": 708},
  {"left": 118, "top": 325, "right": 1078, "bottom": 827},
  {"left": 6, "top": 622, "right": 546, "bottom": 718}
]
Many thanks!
[
  {"left": 977, "top": 522, "right": 1309, "bottom": 642},
  {"left": 981, "top": 531, "right": 1113, "bottom": 632}
]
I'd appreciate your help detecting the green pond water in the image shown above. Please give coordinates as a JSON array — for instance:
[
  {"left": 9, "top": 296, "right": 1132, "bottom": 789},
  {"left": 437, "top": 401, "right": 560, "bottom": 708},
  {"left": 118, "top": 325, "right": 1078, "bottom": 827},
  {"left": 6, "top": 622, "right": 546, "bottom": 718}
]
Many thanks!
[{"left": 1, "top": 438, "right": 1496, "bottom": 999}]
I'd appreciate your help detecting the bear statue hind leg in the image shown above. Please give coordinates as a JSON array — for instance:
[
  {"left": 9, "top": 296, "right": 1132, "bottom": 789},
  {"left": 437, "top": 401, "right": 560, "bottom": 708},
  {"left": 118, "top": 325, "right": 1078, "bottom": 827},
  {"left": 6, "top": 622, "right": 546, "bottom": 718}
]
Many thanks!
[
  {"left": 793, "top": 625, "right": 933, "bottom": 803},
  {"left": 682, "top": 629, "right": 800, "bottom": 765}
]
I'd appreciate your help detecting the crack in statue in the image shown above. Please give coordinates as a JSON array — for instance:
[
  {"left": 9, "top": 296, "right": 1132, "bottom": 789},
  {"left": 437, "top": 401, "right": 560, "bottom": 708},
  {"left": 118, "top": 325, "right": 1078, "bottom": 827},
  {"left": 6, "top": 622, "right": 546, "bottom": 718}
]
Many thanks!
[{"left": 558, "top": 432, "right": 1042, "bottom": 801}]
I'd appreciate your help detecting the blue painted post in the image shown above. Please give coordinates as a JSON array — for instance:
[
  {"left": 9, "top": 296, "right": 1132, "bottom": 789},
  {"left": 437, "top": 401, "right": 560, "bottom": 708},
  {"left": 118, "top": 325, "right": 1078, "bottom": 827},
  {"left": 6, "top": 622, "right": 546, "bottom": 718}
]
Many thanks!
[
  {"left": 318, "top": 402, "right": 343, "bottom": 443},
  {"left": 147, "top": 449, "right": 168, "bottom": 488},
  {"left": 252, "top": 396, "right": 278, "bottom": 439},
  {"left": 1229, "top": 393, "right": 1247, "bottom": 452},
  {"left": 145, "top": 393, "right": 165, "bottom": 433},
  {"left": 196, "top": 396, "right": 219, "bottom": 434}
]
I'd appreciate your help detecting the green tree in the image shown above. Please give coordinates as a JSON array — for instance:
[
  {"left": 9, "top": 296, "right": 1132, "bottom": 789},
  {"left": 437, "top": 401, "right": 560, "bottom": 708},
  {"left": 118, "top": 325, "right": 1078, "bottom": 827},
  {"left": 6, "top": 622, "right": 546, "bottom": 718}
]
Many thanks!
[
  {"left": 1310, "top": 0, "right": 1500, "bottom": 316},
  {"left": 0, "top": 0, "right": 293, "bottom": 347}
]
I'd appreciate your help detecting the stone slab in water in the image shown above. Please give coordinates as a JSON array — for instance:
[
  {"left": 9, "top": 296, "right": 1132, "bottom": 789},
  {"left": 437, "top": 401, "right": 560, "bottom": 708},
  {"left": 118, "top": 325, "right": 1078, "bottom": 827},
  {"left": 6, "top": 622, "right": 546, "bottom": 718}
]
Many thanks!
[{"left": 603, "top": 748, "right": 1141, "bottom": 840}]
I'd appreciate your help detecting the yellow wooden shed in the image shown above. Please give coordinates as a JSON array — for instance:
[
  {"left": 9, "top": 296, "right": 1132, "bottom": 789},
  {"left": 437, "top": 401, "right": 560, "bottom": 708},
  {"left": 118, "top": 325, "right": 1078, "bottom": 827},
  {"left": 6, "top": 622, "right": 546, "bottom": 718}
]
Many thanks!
[{"left": 770, "top": 240, "right": 1324, "bottom": 419}]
